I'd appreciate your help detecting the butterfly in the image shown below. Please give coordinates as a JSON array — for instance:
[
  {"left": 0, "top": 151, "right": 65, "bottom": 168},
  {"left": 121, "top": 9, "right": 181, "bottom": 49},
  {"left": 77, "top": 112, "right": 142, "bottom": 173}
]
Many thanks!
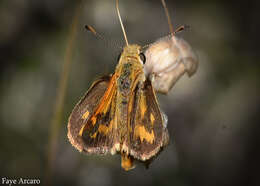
[{"left": 67, "top": 0, "right": 169, "bottom": 171}]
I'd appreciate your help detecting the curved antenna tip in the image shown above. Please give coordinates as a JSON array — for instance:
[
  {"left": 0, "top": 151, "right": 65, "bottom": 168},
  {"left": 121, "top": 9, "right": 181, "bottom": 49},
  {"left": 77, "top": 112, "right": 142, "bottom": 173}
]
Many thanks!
[{"left": 85, "top": 25, "right": 97, "bottom": 35}]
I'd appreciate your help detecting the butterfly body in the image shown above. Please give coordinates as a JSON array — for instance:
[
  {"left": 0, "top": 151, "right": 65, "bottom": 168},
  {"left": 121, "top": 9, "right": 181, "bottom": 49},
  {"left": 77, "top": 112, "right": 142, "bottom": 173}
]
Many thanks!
[{"left": 115, "top": 44, "right": 145, "bottom": 144}]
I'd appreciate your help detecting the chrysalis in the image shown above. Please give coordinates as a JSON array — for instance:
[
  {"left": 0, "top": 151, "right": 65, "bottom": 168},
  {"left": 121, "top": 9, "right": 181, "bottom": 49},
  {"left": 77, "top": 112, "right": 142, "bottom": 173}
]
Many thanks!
[
  {"left": 144, "top": 0, "right": 198, "bottom": 94},
  {"left": 144, "top": 34, "right": 198, "bottom": 94}
]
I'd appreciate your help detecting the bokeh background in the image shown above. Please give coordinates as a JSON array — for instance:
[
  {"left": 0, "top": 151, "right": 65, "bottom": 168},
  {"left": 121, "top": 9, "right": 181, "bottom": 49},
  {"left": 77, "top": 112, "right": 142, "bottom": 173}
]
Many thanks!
[{"left": 1, "top": 0, "right": 259, "bottom": 186}]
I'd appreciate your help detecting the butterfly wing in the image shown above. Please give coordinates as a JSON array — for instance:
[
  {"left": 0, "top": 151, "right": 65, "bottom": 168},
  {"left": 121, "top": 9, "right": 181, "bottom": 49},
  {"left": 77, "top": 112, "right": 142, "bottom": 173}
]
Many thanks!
[
  {"left": 68, "top": 74, "right": 119, "bottom": 154},
  {"left": 128, "top": 79, "right": 169, "bottom": 161}
]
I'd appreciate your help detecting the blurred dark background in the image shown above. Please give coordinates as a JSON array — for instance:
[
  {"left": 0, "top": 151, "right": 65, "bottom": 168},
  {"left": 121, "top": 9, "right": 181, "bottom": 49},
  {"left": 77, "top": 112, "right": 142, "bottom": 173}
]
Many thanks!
[{"left": 0, "top": 0, "right": 259, "bottom": 186}]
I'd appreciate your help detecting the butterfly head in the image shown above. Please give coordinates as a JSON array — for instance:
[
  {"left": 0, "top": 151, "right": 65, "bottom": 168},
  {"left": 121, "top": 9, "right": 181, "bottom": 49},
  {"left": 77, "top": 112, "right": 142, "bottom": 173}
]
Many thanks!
[{"left": 118, "top": 44, "right": 146, "bottom": 66}]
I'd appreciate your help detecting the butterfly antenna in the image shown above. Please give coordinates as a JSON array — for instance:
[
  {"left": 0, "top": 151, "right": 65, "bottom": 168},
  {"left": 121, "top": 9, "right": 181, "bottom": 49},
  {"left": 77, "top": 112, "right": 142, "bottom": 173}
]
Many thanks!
[
  {"left": 161, "top": 0, "right": 190, "bottom": 35},
  {"left": 116, "top": 0, "right": 129, "bottom": 46},
  {"left": 85, "top": 25, "right": 104, "bottom": 40},
  {"left": 161, "top": 0, "right": 175, "bottom": 36},
  {"left": 174, "top": 24, "right": 190, "bottom": 34}
]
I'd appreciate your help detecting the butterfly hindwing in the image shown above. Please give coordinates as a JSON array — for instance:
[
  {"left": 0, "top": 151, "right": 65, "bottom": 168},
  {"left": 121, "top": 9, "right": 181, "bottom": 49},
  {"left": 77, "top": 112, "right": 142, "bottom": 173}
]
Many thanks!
[
  {"left": 68, "top": 74, "right": 118, "bottom": 154},
  {"left": 128, "top": 79, "right": 169, "bottom": 161}
]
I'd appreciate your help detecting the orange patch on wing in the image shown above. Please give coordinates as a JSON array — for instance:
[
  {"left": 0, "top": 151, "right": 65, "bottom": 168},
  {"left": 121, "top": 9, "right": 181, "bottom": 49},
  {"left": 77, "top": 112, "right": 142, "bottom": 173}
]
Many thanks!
[
  {"left": 134, "top": 125, "right": 155, "bottom": 144},
  {"left": 79, "top": 125, "right": 85, "bottom": 136},
  {"left": 140, "top": 94, "right": 147, "bottom": 118},
  {"left": 93, "top": 74, "right": 116, "bottom": 116},
  {"left": 150, "top": 113, "right": 155, "bottom": 124},
  {"left": 98, "top": 125, "right": 110, "bottom": 135},
  {"left": 91, "top": 117, "right": 97, "bottom": 125},
  {"left": 97, "top": 119, "right": 114, "bottom": 135},
  {"left": 89, "top": 74, "right": 116, "bottom": 126},
  {"left": 82, "top": 111, "right": 90, "bottom": 119},
  {"left": 90, "top": 132, "right": 97, "bottom": 138}
]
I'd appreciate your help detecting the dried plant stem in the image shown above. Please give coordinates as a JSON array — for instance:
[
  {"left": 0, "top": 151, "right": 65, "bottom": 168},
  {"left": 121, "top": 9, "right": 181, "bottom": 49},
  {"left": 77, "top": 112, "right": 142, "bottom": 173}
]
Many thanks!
[{"left": 45, "top": 3, "right": 82, "bottom": 185}]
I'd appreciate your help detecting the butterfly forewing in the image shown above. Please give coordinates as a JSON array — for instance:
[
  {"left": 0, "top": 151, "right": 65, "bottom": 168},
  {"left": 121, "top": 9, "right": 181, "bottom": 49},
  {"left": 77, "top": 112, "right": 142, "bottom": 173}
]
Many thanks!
[
  {"left": 128, "top": 79, "right": 169, "bottom": 161},
  {"left": 68, "top": 74, "right": 118, "bottom": 154}
]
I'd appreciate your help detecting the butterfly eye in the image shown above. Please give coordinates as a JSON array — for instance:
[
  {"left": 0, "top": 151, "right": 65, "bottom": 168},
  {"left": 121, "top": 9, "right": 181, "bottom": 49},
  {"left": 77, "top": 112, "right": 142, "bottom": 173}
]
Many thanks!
[
  {"left": 117, "top": 53, "right": 122, "bottom": 62},
  {"left": 139, "top": 53, "right": 146, "bottom": 64}
]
